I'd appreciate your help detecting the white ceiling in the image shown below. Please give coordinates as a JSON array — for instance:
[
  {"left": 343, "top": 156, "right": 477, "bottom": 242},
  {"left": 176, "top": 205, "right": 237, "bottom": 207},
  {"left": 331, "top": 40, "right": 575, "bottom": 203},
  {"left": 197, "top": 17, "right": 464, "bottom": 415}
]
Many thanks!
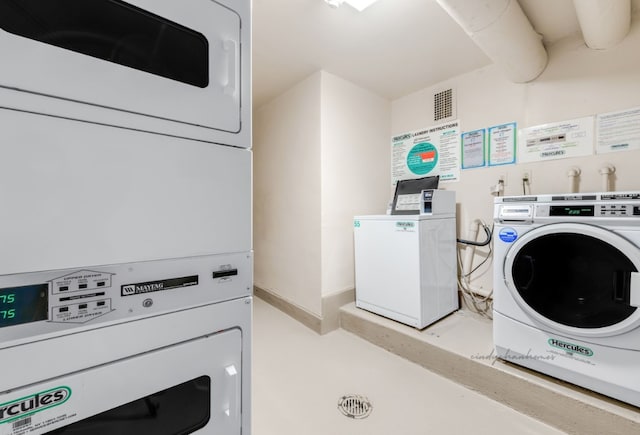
[{"left": 252, "top": 0, "right": 639, "bottom": 108}]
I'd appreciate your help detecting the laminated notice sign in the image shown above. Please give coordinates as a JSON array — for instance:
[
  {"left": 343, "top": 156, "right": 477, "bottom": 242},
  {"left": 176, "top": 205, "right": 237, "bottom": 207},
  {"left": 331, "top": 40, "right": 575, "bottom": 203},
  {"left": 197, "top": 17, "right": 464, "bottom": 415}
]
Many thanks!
[
  {"left": 596, "top": 106, "right": 640, "bottom": 153},
  {"left": 391, "top": 121, "right": 460, "bottom": 184},
  {"left": 461, "top": 129, "right": 486, "bottom": 169},
  {"left": 488, "top": 123, "right": 516, "bottom": 166},
  {"left": 518, "top": 116, "right": 593, "bottom": 163}
]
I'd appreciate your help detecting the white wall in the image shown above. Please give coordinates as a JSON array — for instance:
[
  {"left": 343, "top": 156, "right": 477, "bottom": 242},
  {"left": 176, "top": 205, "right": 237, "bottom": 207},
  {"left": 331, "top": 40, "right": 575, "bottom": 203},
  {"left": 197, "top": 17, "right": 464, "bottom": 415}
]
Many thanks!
[
  {"left": 255, "top": 16, "right": 640, "bottom": 311},
  {"left": 392, "top": 21, "right": 640, "bottom": 292},
  {"left": 254, "top": 71, "right": 391, "bottom": 315},
  {"left": 254, "top": 72, "right": 323, "bottom": 315},
  {"left": 320, "top": 72, "right": 391, "bottom": 297}
]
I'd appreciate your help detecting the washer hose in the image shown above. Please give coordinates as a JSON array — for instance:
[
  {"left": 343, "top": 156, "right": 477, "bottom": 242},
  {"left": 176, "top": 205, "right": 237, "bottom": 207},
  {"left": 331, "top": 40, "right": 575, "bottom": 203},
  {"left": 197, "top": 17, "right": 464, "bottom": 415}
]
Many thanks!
[{"left": 457, "top": 224, "right": 492, "bottom": 246}]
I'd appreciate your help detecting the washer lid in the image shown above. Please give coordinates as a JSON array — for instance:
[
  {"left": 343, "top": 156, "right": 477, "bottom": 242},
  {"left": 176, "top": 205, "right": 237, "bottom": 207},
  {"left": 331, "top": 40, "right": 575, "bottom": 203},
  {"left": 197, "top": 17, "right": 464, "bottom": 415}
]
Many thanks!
[{"left": 504, "top": 222, "right": 640, "bottom": 337}]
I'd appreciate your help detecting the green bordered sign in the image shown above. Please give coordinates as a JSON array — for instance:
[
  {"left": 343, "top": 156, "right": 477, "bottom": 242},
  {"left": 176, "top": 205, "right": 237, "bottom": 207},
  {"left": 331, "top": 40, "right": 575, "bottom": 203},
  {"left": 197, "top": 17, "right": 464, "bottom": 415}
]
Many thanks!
[
  {"left": 395, "top": 222, "right": 415, "bottom": 230},
  {"left": 548, "top": 338, "right": 594, "bottom": 357},
  {"left": 0, "top": 386, "right": 71, "bottom": 425}
]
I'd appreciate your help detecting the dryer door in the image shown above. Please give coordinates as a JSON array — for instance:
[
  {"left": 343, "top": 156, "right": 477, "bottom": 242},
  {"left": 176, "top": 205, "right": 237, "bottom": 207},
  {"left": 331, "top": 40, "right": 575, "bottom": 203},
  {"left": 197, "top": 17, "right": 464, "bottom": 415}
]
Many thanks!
[
  {"left": 0, "top": 0, "right": 245, "bottom": 138},
  {"left": 0, "top": 328, "right": 244, "bottom": 435},
  {"left": 504, "top": 223, "right": 640, "bottom": 337}
]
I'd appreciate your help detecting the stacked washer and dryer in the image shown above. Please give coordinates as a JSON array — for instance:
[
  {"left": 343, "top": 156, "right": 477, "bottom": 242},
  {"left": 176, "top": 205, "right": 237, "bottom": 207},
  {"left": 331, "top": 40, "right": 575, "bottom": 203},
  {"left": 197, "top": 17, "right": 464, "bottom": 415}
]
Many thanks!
[
  {"left": 493, "top": 192, "right": 640, "bottom": 407},
  {"left": 0, "top": 1, "right": 251, "bottom": 433}
]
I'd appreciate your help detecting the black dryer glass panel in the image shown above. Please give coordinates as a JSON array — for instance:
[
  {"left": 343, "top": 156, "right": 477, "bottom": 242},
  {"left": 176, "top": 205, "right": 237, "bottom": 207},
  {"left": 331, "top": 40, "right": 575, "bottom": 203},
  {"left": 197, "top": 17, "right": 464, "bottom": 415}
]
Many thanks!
[
  {"left": 46, "top": 376, "right": 211, "bottom": 434},
  {"left": 512, "top": 232, "right": 637, "bottom": 328},
  {"left": 0, "top": 0, "right": 209, "bottom": 87}
]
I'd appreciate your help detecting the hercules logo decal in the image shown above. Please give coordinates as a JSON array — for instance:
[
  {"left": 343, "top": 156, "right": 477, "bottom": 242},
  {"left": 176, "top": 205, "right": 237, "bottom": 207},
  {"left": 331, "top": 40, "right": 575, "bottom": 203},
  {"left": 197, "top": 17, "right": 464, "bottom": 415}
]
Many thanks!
[
  {"left": 548, "top": 339, "right": 594, "bottom": 357},
  {"left": 0, "top": 387, "right": 71, "bottom": 425}
]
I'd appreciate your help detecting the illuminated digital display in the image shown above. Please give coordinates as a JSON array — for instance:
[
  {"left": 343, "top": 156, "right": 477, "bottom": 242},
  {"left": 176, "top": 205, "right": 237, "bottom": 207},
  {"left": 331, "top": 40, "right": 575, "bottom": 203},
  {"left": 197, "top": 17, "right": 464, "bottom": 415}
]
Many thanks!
[
  {"left": 550, "top": 205, "right": 594, "bottom": 217},
  {"left": 0, "top": 284, "right": 48, "bottom": 328}
]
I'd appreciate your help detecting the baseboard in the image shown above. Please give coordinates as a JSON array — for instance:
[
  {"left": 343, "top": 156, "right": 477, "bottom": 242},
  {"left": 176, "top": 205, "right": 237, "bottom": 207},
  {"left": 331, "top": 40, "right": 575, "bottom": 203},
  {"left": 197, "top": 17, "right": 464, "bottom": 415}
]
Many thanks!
[
  {"left": 254, "top": 286, "right": 354, "bottom": 335},
  {"left": 321, "top": 288, "right": 355, "bottom": 334},
  {"left": 253, "top": 286, "right": 322, "bottom": 334}
]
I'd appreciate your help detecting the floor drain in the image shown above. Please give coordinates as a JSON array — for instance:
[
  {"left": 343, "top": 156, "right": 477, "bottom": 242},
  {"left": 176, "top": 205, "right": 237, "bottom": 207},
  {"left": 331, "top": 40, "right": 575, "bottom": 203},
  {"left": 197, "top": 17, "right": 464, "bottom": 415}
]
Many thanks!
[{"left": 337, "top": 394, "right": 372, "bottom": 419}]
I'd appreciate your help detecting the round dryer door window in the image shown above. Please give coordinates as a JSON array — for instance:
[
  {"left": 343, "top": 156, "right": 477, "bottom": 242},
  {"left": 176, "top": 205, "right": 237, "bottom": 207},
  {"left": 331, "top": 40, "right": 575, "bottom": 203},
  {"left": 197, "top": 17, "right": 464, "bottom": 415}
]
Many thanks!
[{"left": 504, "top": 223, "right": 640, "bottom": 335}]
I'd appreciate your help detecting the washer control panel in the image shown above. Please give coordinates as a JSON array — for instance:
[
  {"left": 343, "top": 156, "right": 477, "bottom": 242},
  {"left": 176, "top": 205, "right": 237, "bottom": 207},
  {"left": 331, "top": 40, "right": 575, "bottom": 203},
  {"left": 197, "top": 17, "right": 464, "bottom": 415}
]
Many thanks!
[
  {"left": 495, "top": 191, "right": 640, "bottom": 222},
  {"left": 598, "top": 203, "right": 640, "bottom": 217},
  {"left": 536, "top": 203, "right": 640, "bottom": 217},
  {"left": 0, "top": 252, "right": 252, "bottom": 347}
]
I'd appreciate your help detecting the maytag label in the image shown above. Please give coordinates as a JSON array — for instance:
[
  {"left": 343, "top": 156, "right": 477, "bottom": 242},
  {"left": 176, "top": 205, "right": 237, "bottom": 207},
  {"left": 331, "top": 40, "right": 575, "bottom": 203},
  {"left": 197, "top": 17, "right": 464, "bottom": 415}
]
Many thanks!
[{"left": 121, "top": 276, "right": 198, "bottom": 297}]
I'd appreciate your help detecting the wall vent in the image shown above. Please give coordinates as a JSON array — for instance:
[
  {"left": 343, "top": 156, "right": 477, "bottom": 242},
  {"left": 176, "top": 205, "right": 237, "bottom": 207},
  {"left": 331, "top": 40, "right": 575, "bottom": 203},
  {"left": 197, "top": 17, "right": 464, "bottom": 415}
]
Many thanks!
[{"left": 433, "top": 88, "right": 456, "bottom": 122}]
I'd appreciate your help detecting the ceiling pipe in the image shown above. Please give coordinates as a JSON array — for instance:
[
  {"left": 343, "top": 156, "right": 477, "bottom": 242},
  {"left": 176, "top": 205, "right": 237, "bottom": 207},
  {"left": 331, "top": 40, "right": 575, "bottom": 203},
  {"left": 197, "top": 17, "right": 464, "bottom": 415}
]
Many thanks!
[
  {"left": 436, "top": 0, "right": 548, "bottom": 83},
  {"left": 573, "top": 0, "right": 631, "bottom": 49}
]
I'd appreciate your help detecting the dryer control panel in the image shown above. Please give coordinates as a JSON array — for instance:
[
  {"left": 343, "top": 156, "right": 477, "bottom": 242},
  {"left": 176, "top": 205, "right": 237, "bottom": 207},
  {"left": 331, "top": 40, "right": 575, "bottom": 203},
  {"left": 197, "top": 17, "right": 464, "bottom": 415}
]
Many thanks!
[{"left": 0, "top": 252, "right": 252, "bottom": 348}]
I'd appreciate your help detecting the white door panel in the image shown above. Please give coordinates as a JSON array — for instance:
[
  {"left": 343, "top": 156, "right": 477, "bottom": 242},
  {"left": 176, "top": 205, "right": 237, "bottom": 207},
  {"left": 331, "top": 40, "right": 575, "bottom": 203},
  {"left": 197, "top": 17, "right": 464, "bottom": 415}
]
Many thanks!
[{"left": 0, "top": 109, "right": 251, "bottom": 275}]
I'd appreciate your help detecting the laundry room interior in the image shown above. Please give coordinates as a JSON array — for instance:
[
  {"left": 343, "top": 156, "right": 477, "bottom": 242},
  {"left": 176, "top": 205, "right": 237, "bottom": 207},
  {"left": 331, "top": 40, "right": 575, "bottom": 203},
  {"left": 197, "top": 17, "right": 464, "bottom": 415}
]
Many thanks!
[
  {"left": 1, "top": 0, "right": 640, "bottom": 434},
  {"left": 251, "top": 0, "right": 640, "bottom": 434}
]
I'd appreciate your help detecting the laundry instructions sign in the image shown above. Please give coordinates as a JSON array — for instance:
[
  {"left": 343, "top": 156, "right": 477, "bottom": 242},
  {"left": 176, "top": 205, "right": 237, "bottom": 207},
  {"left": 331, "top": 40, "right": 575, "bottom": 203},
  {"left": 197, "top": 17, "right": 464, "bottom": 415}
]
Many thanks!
[{"left": 392, "top": 121, "right": 460, "bottom": 184}]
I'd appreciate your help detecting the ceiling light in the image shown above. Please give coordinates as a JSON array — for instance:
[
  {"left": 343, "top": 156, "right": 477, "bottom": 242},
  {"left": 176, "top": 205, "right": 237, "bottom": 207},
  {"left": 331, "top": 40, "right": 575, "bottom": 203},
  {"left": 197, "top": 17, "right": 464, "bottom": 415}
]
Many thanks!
[
  {"left": 324, "top": 0, "right": 379, "bottom": 12},
  {"left": 325, "top": 0, "right": 344, "bottom": 8},
  {"left": 344, "top": 0, "right": 378, "bottom": 11}
]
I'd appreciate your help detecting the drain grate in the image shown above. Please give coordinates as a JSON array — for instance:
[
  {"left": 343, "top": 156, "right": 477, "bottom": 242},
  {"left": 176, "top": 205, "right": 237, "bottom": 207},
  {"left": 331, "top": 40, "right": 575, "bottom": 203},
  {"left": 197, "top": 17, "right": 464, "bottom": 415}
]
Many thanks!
[{"left": 337, "top": 394, "right": 372, "bottom": 419}]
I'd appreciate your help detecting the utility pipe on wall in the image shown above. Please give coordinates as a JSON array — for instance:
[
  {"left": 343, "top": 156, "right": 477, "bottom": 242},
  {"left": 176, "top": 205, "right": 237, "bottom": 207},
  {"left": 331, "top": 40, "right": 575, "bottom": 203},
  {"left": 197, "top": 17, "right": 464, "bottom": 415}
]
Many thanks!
[
  {"left": 567, "top": 166, "right": 581, "bottom": 193},
  {"left": 599, "top": 164, "right": 616, "bottom": 192},
  {"left": 462, "top": 219, "right": 481, "bottom": 276},
  {"left": 436, "top": 0, "right": 548, "bottom": 82},
  {"left": 459, "top": 219, "right": 492, "bottom": 300},
  {"left": 573, "top": 0, "right": 631, "bottom": 49}
]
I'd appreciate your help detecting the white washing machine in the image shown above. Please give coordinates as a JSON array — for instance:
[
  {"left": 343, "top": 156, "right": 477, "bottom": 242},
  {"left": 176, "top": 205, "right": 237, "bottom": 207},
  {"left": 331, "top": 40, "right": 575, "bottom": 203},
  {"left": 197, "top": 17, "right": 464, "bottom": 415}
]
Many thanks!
[
  {"left": 493, "top": 192, "right": 640, "bottom": 407},
  {"left": 354, "top": 210, "right": 458, "bottom": 329}
]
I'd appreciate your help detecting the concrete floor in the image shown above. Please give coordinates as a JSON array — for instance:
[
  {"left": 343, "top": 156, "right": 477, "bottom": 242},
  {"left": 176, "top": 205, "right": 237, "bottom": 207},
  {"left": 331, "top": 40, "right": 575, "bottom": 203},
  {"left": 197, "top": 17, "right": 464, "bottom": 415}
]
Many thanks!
[{"left": 252, "top": 297, "right": 566, "bottom": 435}]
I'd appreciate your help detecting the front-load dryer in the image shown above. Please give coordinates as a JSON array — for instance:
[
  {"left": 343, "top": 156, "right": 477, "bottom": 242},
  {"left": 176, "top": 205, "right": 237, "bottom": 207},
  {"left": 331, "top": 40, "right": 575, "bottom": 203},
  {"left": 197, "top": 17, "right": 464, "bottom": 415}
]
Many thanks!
[{"left": 493, "top": 192, "right": 640, "bottom": 407}]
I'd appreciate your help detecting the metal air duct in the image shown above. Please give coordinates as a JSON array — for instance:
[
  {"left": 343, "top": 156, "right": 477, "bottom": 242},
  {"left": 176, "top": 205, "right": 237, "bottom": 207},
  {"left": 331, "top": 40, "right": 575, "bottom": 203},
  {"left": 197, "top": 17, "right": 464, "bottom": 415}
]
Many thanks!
[
  {"left": 573, "top": 0, "right": 631, "bottom": 49},
  {"left": 436, "top": 0, "right": 548, "bottom": 83}
]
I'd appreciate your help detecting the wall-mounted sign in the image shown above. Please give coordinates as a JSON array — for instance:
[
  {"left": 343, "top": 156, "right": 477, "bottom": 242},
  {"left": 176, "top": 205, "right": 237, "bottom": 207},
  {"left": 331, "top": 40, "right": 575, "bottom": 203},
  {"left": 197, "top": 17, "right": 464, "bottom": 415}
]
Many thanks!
[
  {"left": 462, "top": 128, "right": 486, "bottom": 169},
  {"left": 518, "top": 116, "right": 593, "bottom": 163},
  {"left": 391, "top": 121, "right": 460, "bottom": 184},
  {"left": 488, "top": 122, "right": 516, "bottom": 166},
  {"left": 596, "top": 106, "right": 640, "bottom": 154}
]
